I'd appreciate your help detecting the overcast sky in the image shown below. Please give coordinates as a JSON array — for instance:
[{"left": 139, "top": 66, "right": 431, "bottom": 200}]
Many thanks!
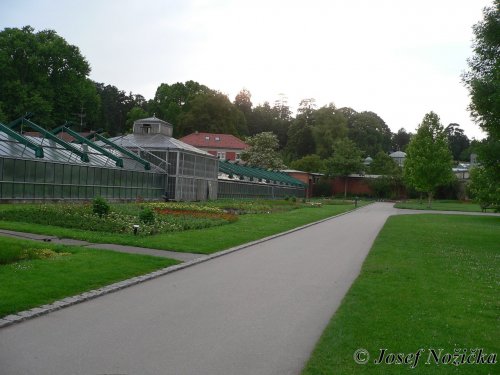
[{"left": 1, "top": 0, "right": 491, "bottom": 139}]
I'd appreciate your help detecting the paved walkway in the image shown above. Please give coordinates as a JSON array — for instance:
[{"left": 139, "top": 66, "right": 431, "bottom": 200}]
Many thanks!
[
  {"left": 0, "top": 204, "right": 497, "bottom": 375},
  {"left": 0, "top": 229, "right": 204, "bottom": 262}
]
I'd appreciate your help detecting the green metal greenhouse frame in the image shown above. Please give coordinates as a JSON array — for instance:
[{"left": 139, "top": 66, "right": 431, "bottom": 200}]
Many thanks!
[{"left": 0, "top": 116, "right": 164, "bottom": 201}]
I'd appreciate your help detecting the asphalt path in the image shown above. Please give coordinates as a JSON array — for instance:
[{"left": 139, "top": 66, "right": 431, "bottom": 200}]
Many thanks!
[{"left": 1, "top": 203, "right": 494, "bottom": 375}]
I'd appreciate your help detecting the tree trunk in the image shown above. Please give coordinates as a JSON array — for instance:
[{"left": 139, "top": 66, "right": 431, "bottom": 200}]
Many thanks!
[
  {"left": 344, "top": 177, "right": 347, "bottom": 199},
  {"left": 427, "top": 191, "right": 433, "bottom": 208}
]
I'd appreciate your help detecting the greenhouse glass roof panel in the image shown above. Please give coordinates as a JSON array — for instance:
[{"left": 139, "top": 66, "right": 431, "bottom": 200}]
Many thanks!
[
  {"left": 106, "top": 134, "right": 214, "bottom": 156},
  {"left": 0, "top": 133, "right": 158, "bottom": 172},
  {"left": 218, "top": 161, "right": 306, "bottom": 186}
]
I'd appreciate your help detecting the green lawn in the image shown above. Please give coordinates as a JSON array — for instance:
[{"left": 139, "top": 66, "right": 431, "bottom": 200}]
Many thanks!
[
  {"left": 0, "top": 202, "right": 362, "bottom": 254},
  {"left": 394, "top": 199, "right": 485, "bottom": 212},
  {"left": 302, "top": 214, "right": 499, "bottom": 374},
  {"left": 0, "top": 236, "right": 179, "bottom": 317}
]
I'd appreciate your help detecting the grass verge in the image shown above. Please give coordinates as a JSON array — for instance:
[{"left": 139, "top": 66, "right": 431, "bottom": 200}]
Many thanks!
[
  {"left": 0, "top": 202, "right": 363, "bottom": 254},
  {"left": 394, "top": 199, "right": 485, "bottom": 212},
  {"left": 302, "top": 214, "right": 499, "bottom": 374},
  {"left": 0, "top": 236, "right": 179, "bottom": 318}
]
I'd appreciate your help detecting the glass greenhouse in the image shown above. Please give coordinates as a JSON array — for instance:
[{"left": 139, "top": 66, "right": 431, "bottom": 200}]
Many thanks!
[
  {"left": 0, "top": 118, "right": 165, "bottom": 201},
  {"left": 106, "top": 116, "right": 218, "bottom": 201},
  {"left": 218, "top": 161, "right": 305, "bottom": 199},
  {"left": 0, "top": 115, "right": 305, "bottom": 202}
]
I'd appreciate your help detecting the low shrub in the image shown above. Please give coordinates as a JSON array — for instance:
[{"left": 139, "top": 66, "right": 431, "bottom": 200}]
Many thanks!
[
  {"left": 139, "top": 207, "right": 155, "bottom": 224},
  {"left": 93, "top": 196, "right": 110, "bottom": 217}
]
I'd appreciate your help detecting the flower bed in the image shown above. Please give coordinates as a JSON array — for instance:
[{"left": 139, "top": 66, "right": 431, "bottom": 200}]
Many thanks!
[
  {"left": 154, "top": 208, "right": 238, "bottom": 223},
  {"left": 0, "top": 202, "right": 235, "bottom": 236}
]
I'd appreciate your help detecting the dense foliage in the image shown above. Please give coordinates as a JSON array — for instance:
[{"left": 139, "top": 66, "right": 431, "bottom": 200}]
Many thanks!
[
  {"left": 403, "top": 112, "right": 455, "bottom": 207},
  {"left": 0, "top": 26, "right": 99, "bottom": 127},
  {"left": 241, "top": 132, "right": 286, "bottom": 169},
  {"left": 324, "top": 138, "right": 364, "bottom": 198},
  {"left": 463, "top": 1, "right": 500, "bottom": 209}
]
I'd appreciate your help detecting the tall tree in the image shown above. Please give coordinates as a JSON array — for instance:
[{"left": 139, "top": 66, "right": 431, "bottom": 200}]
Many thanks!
[
  {"left": 125, "top": 106, "right": 148, "bottom": 132},
  {"left": 403, "top": 112, "right": 455, "bottom": 207},
  {"left": 176, "top": 92, "right": 246, "bottom": 136},
  {"left": 289, "top": 154, "right": 325, "bottom": 173},
  {"left": 312, "top": 104, "right": 348, "bottom": 158},
  {"left": 94, "top": 83, "right": 137, "bottom": 135},
  {"left": 151, "top": 80, "right": 214, "bottom": 130},
  {"left": 391, "top": 128, "right": 412, "bottom": 151},
  {"left": 0, "top": 26, "right": 99, "bottom": 127},
  {"left": 462, "top": 1, "right": 500, "bottom": 139},
  {"left": 444, "top": 123, "right": 470, "bottom": 161},
  {"left": 284, "top": 98, "right": 318, "bottom": 160},
  {"left": 338, "top": 107, "right": 357, "bottom": 123},
  {"left": 325, "top": 138, "right": 364, "bottom": 198},
  {"left": 369, "top": 151, "right": 399, "bottom": 175},
  {"left": 247, "top": 102, "right": 274, "bottom": 135},
  {"left": 297, "top": 98, "right": 317, "bottom": 125},
  {"left": 234, "top": 88, "right": 253, "bottom": 119},
  {"left": 347, "top": 111, "right": 392, "bottom": 157},
  {"left": 285, "top": 118, "right": 315, "bottom": 160},
  {"left": 273, "top": 93, "right": 292, "bottom": 122},
  {"left": 468, "top": 164, "right": 499, "bottom": 210},
  {"left": 271, "top": 94, "right": 292, "bottom": 148},
  {"left": 241, "top": 132, "right": 285, "bottom": 169},
  {"left": 368, "top": 151, "right": 404, "bottom": 198},
  {"left": 463, "top": 1, "right": 500, "bottom": 209}
]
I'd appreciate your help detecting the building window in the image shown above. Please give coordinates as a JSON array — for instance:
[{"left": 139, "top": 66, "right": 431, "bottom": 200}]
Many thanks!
[
  {"left": 142, "top": 124, "right": 151, "bottom": 134},
  {"left": 205, "top": 136, "right": 210, "bottom": 140},
  {"left": 215, "top": 136, "right": 220, "bottom": 141},
  {"left": 235, "top": 153, "right": 241, "bottom": 161},
  {"left": 217, "top": 152, "right": 226, "bottom": 160}
]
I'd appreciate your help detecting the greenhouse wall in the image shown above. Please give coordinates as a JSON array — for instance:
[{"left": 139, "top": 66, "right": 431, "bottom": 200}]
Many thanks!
[
  {"left": 218, "top": 180, "right": 305, "bottom": 199},
  {"left": 0, "top": 157, "right": 165, "bottom": 201},
  {"left": 166, "top": 151, "right": 218, "bottom": 201}
]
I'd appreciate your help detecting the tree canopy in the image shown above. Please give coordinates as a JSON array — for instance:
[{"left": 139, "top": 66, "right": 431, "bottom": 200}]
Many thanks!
[
  {"left": 241, "top": 132, "right": 285, "bottom": 170},
  {"left": 462, "top": 0, "right": 500, "bottom": 139},
  {"left": 347, "top": 111, "right": 392, "bottom": 157},
  {"left": 289, "top": 154, "right": 325, "bottom": 173},
  {"left": 444, "top": 123, "right": 470, "bottom": 161},
  {"left": 176, "top": 91, "right": 246, "bottom": 137},
  {"left": 325, "top": 138, "right": 364, "bottom": 197},
  {"left": 151, "top": 81, "right": 213, "bottom": 128},
  {"left": 369, "top": 151, "right": 399, "bottom": 175},
  {"left": 391, "top": 128, "right": 412, "bottom": 152},
  {"left": 94, "top": 83, "right": 145, "bottom": 135},
  {"left": 463, "top": 1, "right": 500, "bottom": 209},
  {"left": 403, "top": 112, "right": 455, "bottom": 207},
  {"left": 311, "top": 104, "right": 348, "bottom": 158},
  {"left": 0, "top": 26, "right": 99, "bottom": 128}
]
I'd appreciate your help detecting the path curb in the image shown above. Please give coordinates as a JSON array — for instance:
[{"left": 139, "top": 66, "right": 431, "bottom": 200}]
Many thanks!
[{"left": 0, "top": 203, "right": 370, "bottom": 329}]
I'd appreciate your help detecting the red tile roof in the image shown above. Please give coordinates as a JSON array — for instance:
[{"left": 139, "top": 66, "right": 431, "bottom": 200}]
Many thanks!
[{"left": 180, "top": 132, "right": 249, "bottom": 150}]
